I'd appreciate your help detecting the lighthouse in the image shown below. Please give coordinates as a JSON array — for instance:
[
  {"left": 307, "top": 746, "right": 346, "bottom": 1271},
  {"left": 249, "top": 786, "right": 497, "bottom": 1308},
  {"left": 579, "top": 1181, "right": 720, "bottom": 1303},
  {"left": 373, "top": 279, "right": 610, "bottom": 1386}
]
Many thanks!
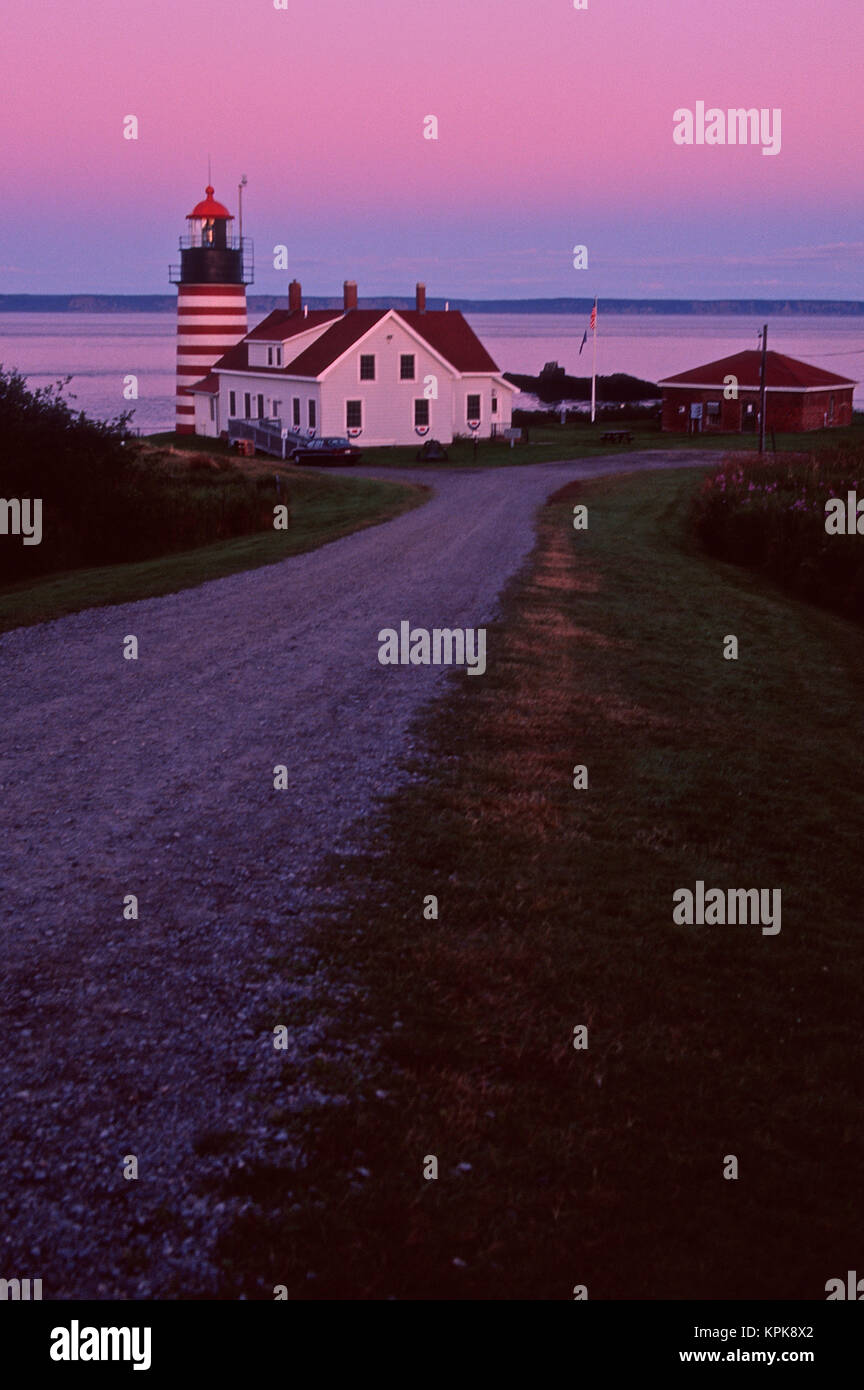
[{"left": 169, "top": 183, "right": 253, "bottom": 434}]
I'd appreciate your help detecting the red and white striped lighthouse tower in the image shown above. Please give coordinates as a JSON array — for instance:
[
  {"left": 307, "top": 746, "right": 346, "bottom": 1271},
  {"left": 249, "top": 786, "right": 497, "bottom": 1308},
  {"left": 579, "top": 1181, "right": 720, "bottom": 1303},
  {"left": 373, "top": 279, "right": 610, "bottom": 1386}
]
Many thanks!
[{"left": 169, "top": 183, "right": 253, "bottom": 434}]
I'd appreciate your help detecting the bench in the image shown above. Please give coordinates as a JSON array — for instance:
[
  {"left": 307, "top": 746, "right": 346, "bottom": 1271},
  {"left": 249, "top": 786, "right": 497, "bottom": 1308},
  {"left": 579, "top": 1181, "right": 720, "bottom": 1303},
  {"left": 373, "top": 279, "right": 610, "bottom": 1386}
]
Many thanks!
[{"left": 600, "top": 430, "right": 633, "bottom": 444}]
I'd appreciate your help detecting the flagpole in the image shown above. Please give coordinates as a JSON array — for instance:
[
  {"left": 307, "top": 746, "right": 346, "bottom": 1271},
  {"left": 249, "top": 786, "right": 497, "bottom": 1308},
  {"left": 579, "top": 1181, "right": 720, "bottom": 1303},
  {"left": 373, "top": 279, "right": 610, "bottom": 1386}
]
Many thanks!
[{"left": 590, "top": 297, "right": 598, "bottom": 424}]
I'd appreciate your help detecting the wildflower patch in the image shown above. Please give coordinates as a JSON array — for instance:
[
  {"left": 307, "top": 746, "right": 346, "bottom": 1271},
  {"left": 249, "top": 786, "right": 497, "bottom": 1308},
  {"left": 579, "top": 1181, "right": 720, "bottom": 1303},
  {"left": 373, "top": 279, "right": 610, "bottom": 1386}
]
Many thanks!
[{"left": 692, "top": 448, "right": 864, "bottom": 624}]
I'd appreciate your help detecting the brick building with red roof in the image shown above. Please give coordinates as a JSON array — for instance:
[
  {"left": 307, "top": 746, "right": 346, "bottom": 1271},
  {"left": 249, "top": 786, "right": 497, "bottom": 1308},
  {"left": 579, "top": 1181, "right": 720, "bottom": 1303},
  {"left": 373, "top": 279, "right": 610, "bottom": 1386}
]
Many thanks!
[
  {"left": 658, "top": 349, "right": 856, "bottom": 435},
  {"left": 189, "top": 279, "right": 517, "bottom": 446}
]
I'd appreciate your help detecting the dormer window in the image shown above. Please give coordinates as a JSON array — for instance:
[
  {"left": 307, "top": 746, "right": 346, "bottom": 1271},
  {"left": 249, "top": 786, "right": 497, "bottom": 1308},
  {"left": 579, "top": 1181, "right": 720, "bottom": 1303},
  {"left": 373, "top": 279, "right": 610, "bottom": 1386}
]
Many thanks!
[{"left": 266, "top": 346, "right": 283, "bottom": 367}]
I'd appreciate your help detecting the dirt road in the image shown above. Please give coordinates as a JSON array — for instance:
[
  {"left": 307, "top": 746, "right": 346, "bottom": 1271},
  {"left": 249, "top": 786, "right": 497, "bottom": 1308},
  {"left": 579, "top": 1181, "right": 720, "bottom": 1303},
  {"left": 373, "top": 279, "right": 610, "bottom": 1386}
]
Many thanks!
[{"left": 0, "top": 451, "right": 717, "bottom": 1296}]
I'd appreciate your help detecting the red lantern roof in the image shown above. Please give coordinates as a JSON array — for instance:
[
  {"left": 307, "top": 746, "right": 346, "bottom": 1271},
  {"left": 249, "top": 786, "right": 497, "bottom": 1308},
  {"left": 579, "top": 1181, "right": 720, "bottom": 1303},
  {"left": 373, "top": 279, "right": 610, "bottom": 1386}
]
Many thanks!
[{"left": 187, "top": 185, "right": 233, "bottom": 220}]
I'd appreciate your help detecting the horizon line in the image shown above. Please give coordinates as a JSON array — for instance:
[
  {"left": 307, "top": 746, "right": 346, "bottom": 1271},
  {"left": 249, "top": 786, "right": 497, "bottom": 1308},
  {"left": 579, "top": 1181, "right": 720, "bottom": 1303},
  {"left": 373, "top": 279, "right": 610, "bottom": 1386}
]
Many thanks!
[{"left": 3, "top": 293, "right": 864, "bottom": 313}]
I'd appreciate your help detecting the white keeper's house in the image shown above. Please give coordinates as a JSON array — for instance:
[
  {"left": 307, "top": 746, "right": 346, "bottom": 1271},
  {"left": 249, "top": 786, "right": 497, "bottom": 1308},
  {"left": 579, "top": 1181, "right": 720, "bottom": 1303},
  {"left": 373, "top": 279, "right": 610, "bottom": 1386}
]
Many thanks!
[{"left": 189, "top": 279, "right": 517, "bottom": 446}]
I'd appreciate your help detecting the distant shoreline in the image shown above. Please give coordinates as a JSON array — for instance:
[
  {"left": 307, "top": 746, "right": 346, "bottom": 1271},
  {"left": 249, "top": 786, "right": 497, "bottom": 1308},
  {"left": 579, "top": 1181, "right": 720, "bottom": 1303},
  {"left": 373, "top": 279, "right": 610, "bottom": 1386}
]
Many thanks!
[{"left": 2, "top": 295, "right": 864, "bottom": 316}]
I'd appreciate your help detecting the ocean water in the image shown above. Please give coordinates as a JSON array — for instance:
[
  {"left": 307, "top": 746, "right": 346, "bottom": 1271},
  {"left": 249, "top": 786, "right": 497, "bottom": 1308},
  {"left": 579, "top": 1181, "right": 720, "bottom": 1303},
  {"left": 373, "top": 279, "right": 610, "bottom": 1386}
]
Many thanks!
[{"left": 1, "top": 311, "right": 862, "bottom": 435}]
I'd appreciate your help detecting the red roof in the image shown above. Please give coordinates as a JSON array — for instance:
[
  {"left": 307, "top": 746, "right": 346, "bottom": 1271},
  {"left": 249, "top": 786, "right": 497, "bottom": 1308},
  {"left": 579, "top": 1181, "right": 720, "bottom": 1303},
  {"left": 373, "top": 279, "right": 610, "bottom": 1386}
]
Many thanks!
[
  {"left": 210, "top": 305, "right": 505, "bottom": 380},
  {"left": 245, "top": 308, "right": 341, "bottom": 342},
  {"left": 659, "top": 350, "right": 856, "bottom": 391},
  {"left": 211, "top": 342, "right": 276, "bottom": 373},
  {"left": 187, "top": 185, "right": 233, "bottom": 220},
  {"left": 281, "top": 307, "right": 503, "bottom": 376},
  {"left": 398, "top": 310, "right": 501, "bottom": 372},
  {"left": 187, "top": 373, "right": 220, "bottom": 393},
  {"left": 284, "top": 310, "right": 389, "bottom": 375}
]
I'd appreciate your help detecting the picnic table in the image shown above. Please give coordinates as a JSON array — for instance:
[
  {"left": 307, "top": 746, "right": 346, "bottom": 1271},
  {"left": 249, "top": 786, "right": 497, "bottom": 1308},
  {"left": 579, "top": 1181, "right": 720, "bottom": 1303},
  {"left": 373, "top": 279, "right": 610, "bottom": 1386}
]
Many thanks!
[{"left": 600, "top": 430, "right": 633, "bottom": 444}]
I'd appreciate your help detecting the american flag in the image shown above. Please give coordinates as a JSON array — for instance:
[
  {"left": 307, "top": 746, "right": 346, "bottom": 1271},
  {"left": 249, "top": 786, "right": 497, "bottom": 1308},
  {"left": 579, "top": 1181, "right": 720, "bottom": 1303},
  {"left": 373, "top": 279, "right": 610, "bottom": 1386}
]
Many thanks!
[{"left": 590, "top": 303, "right": 597, "bottom": 331}]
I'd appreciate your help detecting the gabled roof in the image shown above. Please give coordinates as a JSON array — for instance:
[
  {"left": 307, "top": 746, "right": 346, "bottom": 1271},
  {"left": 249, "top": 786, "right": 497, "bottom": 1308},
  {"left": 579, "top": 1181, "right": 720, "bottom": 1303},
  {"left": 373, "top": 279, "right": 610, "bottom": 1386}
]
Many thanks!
[
  {"left": 659, "top": 349, "right": 856, "bottom": 390},
  {"left": 210, "top": 304, "right": 505, "bottom": 380},
  {"left": 283, "top": 310, "right": 389, "bottom": 375},
  {"left": 245, "top": 308, "right": 341, "bottom": 342},
  {"left": 397, "top": 310, "right": 501, "bottom": 372}
]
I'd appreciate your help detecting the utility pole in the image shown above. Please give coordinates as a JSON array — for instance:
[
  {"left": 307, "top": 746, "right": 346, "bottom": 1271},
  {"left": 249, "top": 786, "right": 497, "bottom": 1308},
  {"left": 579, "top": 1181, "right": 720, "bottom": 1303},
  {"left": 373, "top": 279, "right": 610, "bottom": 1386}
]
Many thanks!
[{"left": 758, "top": 323, "right": 768, "bottom": 456}]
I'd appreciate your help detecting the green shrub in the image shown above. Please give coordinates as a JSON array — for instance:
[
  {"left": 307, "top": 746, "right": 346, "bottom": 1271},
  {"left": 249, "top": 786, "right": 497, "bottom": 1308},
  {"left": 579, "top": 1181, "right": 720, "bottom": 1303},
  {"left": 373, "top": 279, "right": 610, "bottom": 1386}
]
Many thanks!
[{"left": 0, "top": 367, "right": 274, "bottom": 583}]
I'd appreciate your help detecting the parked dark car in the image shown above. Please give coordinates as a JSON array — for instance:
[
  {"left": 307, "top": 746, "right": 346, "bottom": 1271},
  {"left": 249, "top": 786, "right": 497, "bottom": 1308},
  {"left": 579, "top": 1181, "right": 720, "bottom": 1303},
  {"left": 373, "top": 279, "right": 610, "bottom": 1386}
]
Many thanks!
[
  {"left": 289, "top": 436, "right": 363, "bottom": 464},
  {"left": 415, "top": 438, "right": 449, "bottom": 462}
]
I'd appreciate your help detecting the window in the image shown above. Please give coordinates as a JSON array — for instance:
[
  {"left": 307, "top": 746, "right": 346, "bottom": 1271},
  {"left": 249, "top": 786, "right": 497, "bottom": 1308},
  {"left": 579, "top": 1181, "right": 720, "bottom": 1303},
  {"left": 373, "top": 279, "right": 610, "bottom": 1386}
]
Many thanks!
[
  {"left": 209, "top": 397, "right": 216, "bottom": 422},
  {"left": 346, "top": 400, "right": 362, "bottom": 430},
  {"left": 829, "top": 393, "right": 836, "bottom": 421},
  {"left": 244, "top": 392, "right": 251, "bottom": 418},
  {"left": 308, "top": 399, "right": 316, "bottom": 429},
  {"left": 267, "top": 347, "right": 274, "bottom": 366},
  {"left": 414, "top": 399, "right": 430, "bottom": 428},
  {"left": 275, "top": 347, "right": 282, "bottom": 367},
  {"left": 467, "top": 394, "right": 481, "bottom": 421},
  {"left": 360, "top": 354, "right": 376, "bottom": 381},
  {"left": 257, "top": 394, "right": 264, "bottom": 419},
  {"left": 293, "top": 398, "right": 301, "bottom": 427},
  {"left": 706, "top": 400, "right": 720, "bottom": 418},
  {"left": 272, "top": 399, "right": 282, "bottom": 419},
  {"left": 229, "top": 391, "right": 237, "bottom": 417},
  {"left": 400, "top": 354, "right": 415, "bottom": 380},
  {"left": 491, "top": 393, "right": 498, "bottom": 414}
]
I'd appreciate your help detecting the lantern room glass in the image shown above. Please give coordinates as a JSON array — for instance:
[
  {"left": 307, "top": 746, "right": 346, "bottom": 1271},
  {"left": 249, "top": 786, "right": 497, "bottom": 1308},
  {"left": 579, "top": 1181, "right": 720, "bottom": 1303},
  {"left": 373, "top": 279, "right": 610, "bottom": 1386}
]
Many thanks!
[{"left": 186, "top": 215, "right": 226, "bottom": 248}]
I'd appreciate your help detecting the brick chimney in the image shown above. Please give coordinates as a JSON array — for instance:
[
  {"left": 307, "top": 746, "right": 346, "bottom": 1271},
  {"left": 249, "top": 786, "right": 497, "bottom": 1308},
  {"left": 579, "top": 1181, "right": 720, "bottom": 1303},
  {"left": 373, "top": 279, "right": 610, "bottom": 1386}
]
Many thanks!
[
  {"left": 343, "top": 280, "right": 358, "bottom": 311},
  {"left": 416, "top": 282, "right": 426, "bottom": 313},
  {"left": 289, "top": 280, "right": 302, "bottom": 312}
]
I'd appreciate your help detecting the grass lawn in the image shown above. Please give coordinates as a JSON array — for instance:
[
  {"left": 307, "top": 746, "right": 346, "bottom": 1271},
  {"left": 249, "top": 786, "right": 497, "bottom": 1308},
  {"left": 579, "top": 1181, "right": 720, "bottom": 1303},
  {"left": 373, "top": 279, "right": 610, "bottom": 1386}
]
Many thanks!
[
  {"left": 210, "top": 464, "right": 864, "bottom": 1300},
  {"left": 146, "top": 420, "right": 864, "bottom": 472},
  {"left": 0, "top": 460, "right": 427, "bottom": 634},
  {"left": 357, "top": 418, "right": 864, "bottom": 470}
]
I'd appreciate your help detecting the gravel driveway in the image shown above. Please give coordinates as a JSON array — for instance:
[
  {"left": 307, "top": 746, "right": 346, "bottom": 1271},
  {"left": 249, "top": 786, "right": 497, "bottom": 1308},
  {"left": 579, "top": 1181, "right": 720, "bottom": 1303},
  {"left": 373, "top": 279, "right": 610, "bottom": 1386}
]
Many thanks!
[{"left": 0, "top": 450, "right": 718, "bottom": 1297}]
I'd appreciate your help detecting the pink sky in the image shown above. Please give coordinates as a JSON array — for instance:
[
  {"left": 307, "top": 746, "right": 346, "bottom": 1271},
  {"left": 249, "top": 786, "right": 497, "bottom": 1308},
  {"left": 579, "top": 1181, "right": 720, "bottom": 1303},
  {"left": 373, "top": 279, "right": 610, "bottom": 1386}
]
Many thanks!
[{"left": 1, "top": 0, "right": 862, "bottom": 296}]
